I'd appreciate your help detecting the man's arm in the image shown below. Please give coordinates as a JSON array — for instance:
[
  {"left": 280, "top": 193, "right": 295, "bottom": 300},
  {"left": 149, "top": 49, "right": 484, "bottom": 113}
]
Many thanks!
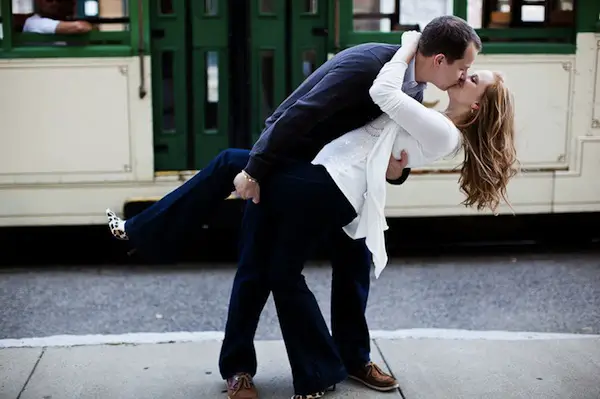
[
  {"left": 244, "top": 53, "right": 381, "bottom": 182},
  {"left": 24, "top": 16, "right": 92, "bottom": 35},
  {"left": 55, "top": 21, "right": 93, "bottom": 34}
]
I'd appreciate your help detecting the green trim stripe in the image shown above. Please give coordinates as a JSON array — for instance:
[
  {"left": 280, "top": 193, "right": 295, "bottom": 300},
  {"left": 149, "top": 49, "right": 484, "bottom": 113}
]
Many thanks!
[{"left": 13, "top": 31, "right": 129, "bottom": 45}]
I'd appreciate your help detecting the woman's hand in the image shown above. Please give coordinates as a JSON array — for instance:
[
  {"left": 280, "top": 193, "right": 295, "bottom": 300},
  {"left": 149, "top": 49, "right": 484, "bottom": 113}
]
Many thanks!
[{"left": 400, "top": 30, "right": 421, "bottom": 63}]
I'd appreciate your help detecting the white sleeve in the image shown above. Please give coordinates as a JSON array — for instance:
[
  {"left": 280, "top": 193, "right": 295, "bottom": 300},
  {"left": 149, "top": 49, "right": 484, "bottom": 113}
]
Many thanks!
[
  {"left": 369, "top": 47, "right": 458, "bottom": 154},
  {"left": 23, "top": 16, "right": 60, "bottom": 34}
]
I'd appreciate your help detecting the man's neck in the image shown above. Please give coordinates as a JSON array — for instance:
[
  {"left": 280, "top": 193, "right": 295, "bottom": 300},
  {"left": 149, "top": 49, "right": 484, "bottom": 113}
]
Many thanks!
[{"left": 413, "top": 53, "right": 430, "bottom": 84}]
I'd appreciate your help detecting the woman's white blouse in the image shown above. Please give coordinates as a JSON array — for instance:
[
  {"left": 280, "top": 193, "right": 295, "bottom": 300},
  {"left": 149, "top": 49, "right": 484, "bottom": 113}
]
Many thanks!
[{"left": 312, "top": 46, "right": 460, "bottom": 278}]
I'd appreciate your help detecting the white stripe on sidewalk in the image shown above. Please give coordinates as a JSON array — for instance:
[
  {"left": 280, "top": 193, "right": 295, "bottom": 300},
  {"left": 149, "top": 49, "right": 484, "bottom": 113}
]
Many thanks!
[{"left": 0, "top": 329, "right": 598, "bottom": 348}]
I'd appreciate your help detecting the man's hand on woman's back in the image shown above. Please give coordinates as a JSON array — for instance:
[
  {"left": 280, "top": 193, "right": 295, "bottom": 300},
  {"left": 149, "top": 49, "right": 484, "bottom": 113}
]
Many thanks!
[{"left": 386, "top": 150, "right": 409, "bottom": 181}]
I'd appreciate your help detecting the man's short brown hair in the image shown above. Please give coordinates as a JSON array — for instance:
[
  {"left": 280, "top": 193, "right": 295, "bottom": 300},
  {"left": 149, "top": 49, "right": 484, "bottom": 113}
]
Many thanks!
[{"left": 418, "top": 15, "right": 482, "bottom": 63}]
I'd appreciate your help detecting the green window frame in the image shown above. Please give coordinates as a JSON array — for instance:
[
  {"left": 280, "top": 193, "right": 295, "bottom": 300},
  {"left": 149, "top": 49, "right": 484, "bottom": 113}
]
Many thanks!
[
  {"left": 454, "top": 0, "right": 598, "bottom": 54},
  {"left": 335, "top": 0, "right": 599, "bottom": 55},
  {"left": 0, "top": 0, "right": 149, "bottom": 59}
]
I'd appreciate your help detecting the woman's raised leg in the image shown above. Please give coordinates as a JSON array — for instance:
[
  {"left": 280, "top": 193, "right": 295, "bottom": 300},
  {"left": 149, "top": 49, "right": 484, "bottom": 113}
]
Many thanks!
[{"left": 106, "top": 148, "right": 250, "bottom": 262}]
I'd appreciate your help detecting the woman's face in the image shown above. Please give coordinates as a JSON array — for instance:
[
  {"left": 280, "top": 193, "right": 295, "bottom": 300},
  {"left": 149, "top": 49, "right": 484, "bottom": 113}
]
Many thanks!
[{"left": 447, "top": 70, "right": 496, "bottom": 110}]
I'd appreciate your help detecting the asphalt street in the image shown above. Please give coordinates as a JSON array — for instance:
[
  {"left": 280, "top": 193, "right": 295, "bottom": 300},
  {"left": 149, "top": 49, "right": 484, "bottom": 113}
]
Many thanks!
[{"left": 1, "top": 251, "right": 599, "bottom": 340}]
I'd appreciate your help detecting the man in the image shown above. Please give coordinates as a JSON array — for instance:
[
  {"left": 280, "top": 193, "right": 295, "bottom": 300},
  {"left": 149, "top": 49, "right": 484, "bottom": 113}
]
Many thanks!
[
  {"left": 222, "top": 15, "right": 482, "bottom": 399},
  {"left": 23, "top": 0, "right": 92, "bottom": 35}
]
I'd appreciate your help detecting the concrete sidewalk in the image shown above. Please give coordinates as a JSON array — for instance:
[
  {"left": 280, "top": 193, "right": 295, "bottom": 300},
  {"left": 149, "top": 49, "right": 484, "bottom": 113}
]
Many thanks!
[{"left": 2, "top": 333, "right": 600, "bottom": 399}]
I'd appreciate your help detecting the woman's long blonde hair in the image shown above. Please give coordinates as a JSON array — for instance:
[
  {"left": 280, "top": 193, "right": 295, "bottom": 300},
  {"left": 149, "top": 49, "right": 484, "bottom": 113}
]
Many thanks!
[{"left": 455, "top": 73, "right": 519, "bottom": 214}]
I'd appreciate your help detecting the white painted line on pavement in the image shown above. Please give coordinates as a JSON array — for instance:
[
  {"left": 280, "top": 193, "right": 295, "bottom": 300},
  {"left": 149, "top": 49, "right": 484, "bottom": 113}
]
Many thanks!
[
  {"left": 0, "top": 331, "right": 224, "bottom": 348},
  {"left": 368, "top": 329, "right": 600, "bottom": 341},
  {"left": 0, "top": 329, "right": 598, "bottom": 349}
]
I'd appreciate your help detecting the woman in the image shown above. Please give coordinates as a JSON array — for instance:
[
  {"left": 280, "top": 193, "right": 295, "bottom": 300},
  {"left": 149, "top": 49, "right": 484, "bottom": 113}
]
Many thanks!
[
  {"left": 106, "top": 31, "right": 517, "bottom": 399},
  {"left": 310, "top": 30, "right": 518, "bottom": 278}
]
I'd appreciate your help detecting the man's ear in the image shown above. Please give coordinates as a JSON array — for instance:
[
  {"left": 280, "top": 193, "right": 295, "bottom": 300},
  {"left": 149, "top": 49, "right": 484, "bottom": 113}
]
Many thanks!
[{"left": 433, "top": 54, "right": 445, "bottom": 66}]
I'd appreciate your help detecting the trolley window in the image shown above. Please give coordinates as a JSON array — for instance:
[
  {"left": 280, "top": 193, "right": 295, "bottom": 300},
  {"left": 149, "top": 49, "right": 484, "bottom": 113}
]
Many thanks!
[
  {"left": 340, "top": 0, "right": 598, "bottom": 54},
  {"left": 0, "top": 0, "right": 148, "bottom": 58}
]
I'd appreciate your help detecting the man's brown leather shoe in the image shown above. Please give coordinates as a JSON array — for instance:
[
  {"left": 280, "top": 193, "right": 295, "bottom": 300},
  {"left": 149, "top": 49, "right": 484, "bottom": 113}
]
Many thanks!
[
  {"left": 225, "top": 372, "right": 258, "bottom": 399},
  {"left": 348, "top": 361, "right": 399, "bottom": 391}
]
